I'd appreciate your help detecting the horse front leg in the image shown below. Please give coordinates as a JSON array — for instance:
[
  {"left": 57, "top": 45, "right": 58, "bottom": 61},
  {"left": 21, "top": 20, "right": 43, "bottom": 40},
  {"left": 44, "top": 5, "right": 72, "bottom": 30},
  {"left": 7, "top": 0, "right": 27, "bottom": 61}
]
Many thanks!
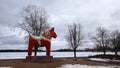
[{"left": 46, "top": 44, "right": 51, "bottom": 56}]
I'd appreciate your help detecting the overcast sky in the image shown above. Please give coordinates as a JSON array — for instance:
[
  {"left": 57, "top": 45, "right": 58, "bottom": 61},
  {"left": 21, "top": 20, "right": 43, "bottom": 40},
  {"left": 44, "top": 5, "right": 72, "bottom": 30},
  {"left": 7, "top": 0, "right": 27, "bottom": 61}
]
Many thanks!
[{"left": 0, "top": 0, "right": 120, "bottom": 50}]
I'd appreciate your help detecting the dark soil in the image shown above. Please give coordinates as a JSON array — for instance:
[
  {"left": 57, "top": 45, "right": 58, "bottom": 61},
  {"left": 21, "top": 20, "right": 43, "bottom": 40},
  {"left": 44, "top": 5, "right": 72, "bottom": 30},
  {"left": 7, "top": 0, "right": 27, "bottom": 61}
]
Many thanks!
[{"left": 88, "top": 54, "right": 120, "bottom": 60}]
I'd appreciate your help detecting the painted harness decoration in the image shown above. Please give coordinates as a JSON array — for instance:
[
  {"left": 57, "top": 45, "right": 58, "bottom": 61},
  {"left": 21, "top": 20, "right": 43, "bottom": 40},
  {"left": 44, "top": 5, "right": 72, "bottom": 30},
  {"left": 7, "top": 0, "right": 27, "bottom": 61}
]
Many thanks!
[{"left": 28, "top": 27, "right": 57, "bottom": 56}]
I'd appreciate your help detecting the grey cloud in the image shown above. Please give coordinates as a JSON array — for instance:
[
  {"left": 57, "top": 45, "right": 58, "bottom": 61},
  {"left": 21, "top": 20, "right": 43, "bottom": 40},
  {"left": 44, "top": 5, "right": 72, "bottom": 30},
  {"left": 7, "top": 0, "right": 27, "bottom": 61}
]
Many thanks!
[
  {"left": 111, "top": 9, "right": 120, "bottom": 20},
  {"left": 1, "top": 0, "right": 120, "bottom": 50},
  {"left": 0, "top": 34, "right": 25, "bottom": 45}
]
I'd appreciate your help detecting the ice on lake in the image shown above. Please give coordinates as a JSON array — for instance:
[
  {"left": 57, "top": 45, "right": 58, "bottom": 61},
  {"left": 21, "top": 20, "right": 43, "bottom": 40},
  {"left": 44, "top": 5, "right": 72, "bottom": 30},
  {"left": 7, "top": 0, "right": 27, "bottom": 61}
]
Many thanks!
[{"left": 0, "top": 52, "right": 119, "bottom": 59}]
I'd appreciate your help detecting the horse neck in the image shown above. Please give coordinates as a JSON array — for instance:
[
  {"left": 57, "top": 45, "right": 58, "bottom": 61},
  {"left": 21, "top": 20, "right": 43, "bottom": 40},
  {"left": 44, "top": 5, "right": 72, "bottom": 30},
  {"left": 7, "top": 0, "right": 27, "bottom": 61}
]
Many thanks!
[{"left": 42, "top": 34, "right": 53, "bottom": 40}]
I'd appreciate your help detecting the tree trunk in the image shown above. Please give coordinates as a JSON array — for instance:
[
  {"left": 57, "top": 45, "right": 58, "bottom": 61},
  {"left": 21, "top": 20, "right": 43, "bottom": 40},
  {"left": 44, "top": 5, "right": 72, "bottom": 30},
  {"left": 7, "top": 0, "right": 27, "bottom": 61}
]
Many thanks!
[
  {"left": 103, "top": 46, "right": 106, "bottom": 55},
  {"left": 114, "top": 46, "right": 118, "bottom": 57},
  {"left": 115, "top": 50, "right": 118, "bottom": 57},
  {"left": 34, "top": 46, "right": 38, "bottom": 56},
  {"left": 103, "top": 48, "right": 106, "bottom": 55},
  {"left": 73, "top": 48, "right": 77, "bottom": 58},
  {"left": 103, "top": 50, "right": 106, "bottom": 55}
]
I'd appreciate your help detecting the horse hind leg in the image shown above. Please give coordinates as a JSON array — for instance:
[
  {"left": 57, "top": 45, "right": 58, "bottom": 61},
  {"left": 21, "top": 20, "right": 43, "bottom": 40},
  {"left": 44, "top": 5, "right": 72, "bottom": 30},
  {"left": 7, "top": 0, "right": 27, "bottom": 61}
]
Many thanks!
[{"left": 28, "top": 44, "right": 34, "bottom": 56}]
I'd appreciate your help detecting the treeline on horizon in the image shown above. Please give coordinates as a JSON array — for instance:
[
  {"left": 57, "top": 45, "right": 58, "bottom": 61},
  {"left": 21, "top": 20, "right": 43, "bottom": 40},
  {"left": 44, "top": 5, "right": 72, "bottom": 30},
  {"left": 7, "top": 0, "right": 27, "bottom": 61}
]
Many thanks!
[{"left": 0, "top": 48, "right": 120, "bottom": 52}]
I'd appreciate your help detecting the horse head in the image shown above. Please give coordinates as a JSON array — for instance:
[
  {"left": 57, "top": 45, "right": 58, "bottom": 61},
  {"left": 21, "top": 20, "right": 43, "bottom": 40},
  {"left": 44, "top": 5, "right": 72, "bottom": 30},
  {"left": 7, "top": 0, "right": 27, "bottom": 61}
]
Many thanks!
[
  {"left": 49, "top": 27, "right": 57, "bottom": 38},
  {"left": 42, "top": 27, "right": 57, "bottom": 40}
]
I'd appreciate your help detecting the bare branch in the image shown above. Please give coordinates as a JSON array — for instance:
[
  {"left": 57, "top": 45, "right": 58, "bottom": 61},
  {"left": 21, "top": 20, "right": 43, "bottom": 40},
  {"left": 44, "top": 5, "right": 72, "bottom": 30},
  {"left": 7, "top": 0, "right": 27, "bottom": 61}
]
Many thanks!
[
  {"left": 65, "top": 23, "right": 84, "bottom": 58},
  {"left": 89, "top": 26, "right": 109, "bottom": 55},
  {"left": 18, "top": 5, "right": 50, "bottom": 37}
]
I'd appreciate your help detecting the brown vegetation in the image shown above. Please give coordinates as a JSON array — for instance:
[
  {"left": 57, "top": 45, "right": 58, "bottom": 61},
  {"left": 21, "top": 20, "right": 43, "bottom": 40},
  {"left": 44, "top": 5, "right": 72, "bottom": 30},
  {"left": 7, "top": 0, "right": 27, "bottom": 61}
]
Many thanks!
[{"left": 0, "top": 57, "right": 119, "bottom": 68}]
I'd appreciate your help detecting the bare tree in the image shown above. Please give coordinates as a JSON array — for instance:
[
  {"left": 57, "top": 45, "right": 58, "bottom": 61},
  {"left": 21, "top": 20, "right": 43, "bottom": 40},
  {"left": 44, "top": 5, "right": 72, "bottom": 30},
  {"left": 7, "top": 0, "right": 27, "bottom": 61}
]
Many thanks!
[
  {"left": 110, "top": 30, "right": 120, "bottom": 56},
  {"left": 89, "top": 27, "right": 109, "bottom": 55},
  {"left": 18, "top": 5, "right": 50, "bottom": 56},
  {"left": 65, "top": 23, "right": 84, "bottom": 58}
]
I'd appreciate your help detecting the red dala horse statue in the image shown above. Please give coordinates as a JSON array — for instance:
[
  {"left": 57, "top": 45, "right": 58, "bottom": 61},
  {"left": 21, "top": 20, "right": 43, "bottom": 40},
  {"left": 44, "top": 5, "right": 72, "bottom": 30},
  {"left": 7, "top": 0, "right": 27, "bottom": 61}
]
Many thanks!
[{"left": 28, "top": 27, "right": 57, "bottom": 56}]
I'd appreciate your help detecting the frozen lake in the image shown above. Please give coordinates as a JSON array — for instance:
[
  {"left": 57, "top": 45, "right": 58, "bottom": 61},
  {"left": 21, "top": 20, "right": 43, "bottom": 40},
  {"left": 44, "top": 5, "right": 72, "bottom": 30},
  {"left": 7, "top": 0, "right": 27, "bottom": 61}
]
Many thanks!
[{"left": 0, "top": 52, "right": 119, "bottom": 59}]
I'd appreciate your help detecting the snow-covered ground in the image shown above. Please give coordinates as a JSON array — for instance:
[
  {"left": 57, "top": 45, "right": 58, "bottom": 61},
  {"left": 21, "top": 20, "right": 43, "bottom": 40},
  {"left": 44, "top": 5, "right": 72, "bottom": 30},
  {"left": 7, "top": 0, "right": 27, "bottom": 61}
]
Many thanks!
[
  {"left": 88, "top": 58, "right": 120, "bottom": 63},
  {"left": 0, "top": 64, "right": 120, "bottom": 68},
  {"left": 0, "top": 67, "right": 13, "bottom": 68},
  {"left": 0, "top": 52, "right": 119, "bottom": 59},
  {"left": 58, "top": 64, "right": 120, "bottom": 68}
]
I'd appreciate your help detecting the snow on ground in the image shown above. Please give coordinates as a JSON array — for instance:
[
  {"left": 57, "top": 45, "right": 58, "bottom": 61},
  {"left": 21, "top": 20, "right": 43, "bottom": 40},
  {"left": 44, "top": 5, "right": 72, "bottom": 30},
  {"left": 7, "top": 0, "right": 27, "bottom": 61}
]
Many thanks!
[
  {"left": 58, "top": 64, "right": 120, "bottom": 68},
  {"left": 0, "top": 52, "right": 119, "bottom": 59},
  {"left": 88, "top": 58, "right": 120, "bottom": 62},
  {"left": 0, "top": 67, "right": 13, "bottom": 68}
]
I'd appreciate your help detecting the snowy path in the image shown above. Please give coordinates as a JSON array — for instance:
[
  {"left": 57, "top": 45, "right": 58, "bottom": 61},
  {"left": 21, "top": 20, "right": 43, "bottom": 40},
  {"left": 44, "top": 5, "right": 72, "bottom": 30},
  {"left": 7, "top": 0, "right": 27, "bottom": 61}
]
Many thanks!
[{"left": 58, "top": 64, "right": 120, "bottom": 68}]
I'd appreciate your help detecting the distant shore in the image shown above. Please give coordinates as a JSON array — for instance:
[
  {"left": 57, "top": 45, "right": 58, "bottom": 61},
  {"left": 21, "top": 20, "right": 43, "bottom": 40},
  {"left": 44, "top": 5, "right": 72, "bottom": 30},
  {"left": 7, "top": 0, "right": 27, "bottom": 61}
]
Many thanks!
[{"left": 0, "top": 49, "right": 120, "bottom": 52}]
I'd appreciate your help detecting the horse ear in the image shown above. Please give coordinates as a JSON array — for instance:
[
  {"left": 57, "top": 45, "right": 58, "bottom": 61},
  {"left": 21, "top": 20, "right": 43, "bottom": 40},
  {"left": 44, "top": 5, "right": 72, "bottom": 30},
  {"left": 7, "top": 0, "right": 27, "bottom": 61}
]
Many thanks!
[{"left": 51, "top": 27, "right": 54, "bottom": 31}]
